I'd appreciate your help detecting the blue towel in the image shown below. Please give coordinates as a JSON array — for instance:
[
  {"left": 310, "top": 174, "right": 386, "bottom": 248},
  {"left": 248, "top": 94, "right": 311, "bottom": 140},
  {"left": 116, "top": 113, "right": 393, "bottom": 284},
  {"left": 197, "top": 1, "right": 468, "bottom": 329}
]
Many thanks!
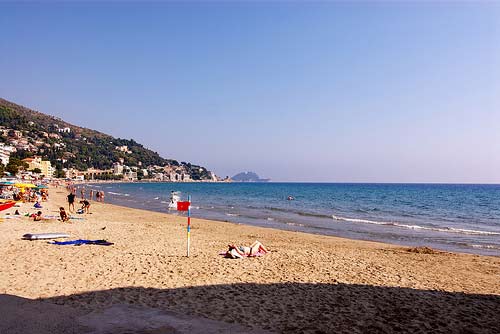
[{"left": 51, "top": 239, "right": 113, "bottom": 246}]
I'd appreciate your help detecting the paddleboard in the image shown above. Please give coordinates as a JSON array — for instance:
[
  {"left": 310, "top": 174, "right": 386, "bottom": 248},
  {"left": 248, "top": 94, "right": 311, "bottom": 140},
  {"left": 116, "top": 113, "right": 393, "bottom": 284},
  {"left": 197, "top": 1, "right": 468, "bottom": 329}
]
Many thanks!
[{"left": 22, "top": 233, "right": 70, "bottom": 240}]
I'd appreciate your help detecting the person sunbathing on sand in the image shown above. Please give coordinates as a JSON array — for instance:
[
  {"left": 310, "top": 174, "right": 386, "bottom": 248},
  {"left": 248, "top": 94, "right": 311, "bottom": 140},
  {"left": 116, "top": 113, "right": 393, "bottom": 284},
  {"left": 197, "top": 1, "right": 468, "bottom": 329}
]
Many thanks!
[
  {"left": 227, "top": 240, "right": 269, "bottom": 258},
  {"left": 33, "top": 211, "right": 45, "bottom": 221}
]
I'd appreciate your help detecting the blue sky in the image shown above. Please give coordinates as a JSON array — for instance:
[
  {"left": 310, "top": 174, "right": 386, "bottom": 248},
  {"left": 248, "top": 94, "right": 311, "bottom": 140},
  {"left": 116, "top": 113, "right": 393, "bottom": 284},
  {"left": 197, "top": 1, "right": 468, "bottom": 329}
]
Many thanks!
[{"left": 1, "top": 2, "right": 499, "bottom": 182}]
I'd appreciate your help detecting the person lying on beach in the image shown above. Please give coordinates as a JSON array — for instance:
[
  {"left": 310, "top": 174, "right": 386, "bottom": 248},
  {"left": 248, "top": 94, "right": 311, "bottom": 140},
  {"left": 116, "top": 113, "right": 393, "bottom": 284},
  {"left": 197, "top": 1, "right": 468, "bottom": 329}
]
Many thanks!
[
  {"left": 226, "top": 240, "right": 269, "bottom": 258},
  {"left": 59, "top": 207, "right": 70, "bottom": 222},
  {"left": 33, "top": 211, "right": 45, "bottom": 221}
]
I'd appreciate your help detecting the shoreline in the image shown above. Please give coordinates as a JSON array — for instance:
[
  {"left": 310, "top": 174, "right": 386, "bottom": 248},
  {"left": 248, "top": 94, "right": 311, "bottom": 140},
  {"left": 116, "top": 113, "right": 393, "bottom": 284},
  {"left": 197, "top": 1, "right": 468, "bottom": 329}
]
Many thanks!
[
  {"left": 89, "top": 181, "right": 500, "bottom": 257},
  {"left": 102, "top": 195, "right": 500, "bottom": 259},
  {"left": 0, "top": 186, "right": 499, "bottom": 333}
]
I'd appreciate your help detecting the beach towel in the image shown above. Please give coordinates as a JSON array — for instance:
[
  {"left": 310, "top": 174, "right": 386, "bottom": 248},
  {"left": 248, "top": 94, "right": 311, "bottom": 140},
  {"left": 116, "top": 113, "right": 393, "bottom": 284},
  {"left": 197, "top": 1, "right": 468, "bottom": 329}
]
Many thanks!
[
  {"left": 220, "top": 249, "right": 267, "bottom": 259},
  {"left": 50, "top": 239, "right": 113, "bottom": 246}
]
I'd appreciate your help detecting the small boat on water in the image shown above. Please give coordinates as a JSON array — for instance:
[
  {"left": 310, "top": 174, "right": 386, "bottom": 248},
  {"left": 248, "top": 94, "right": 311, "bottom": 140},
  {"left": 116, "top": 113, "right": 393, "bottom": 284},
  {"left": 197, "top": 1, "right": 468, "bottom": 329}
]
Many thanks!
[{"left": 0, "top": 201, "right": 16, "bottom": 212}]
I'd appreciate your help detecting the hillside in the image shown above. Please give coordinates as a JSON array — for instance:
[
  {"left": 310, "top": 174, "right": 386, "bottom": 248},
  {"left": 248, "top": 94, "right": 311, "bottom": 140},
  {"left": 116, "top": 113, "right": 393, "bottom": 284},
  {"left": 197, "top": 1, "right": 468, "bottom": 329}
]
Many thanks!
[{"left": 0, "top": 98, "right": 212, "bottom": 180}]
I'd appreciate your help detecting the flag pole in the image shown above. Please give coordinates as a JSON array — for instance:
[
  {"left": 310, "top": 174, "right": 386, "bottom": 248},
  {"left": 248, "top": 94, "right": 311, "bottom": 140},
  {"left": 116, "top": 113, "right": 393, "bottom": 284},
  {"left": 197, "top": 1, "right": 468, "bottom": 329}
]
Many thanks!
[{"left": 187, "top": 195, "right": 191, "bottom": 257}]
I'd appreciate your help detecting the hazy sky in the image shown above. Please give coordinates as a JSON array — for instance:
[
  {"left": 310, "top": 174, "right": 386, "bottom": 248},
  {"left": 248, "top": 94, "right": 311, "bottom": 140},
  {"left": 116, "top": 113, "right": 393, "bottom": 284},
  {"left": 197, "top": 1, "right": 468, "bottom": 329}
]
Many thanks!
[{"left": 1, "top": 2, "right": 499, "bottom": 182}]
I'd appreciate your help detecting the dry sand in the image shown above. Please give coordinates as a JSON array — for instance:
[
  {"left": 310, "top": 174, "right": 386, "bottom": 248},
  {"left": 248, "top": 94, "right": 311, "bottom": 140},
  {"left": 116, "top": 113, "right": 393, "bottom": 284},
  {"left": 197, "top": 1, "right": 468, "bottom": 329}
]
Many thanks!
[{"left": 0, "top": 186, "right": 499, "bottom": 333}]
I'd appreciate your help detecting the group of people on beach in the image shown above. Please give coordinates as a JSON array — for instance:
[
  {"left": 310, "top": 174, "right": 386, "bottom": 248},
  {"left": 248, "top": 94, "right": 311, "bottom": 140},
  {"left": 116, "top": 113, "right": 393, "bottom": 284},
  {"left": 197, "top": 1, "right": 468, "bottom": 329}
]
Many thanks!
[
  {"left": 66, "top": 184, "right": 104, "bottom": 201},
  {"left": 67, "top": 191, "right": 91, "bottom": 214},
  {"left": 6, "top": 186, "right": 48, "bottom": 203},
  {"left": 29, "top": 183, "right": 272, "bottom": 260}
]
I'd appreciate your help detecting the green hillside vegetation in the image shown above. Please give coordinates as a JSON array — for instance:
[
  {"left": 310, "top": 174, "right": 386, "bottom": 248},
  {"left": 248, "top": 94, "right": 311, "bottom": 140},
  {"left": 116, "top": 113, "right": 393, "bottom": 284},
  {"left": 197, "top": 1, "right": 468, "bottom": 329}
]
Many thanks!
[{"left": 0, "top": 98, "right": 212, "bottom": 180}]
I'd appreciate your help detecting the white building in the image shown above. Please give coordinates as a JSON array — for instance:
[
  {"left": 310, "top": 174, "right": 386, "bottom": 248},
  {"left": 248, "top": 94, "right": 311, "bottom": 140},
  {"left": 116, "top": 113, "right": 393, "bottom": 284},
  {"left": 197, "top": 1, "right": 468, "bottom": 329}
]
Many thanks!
[
  {"left": 113, "top": 162, "right": 124, "bottom": 175},
  {"left": 115, "top": 145, "right": 132, "bottom": 153},
  {"left": 0, "top": 144, "right": 16, "bottom": 166},
  {"left": 123, "top": 171, "right": 138, "bottom": 181},
  {"left": 57, "top": 127, "right": 71, "bottom": 133}
]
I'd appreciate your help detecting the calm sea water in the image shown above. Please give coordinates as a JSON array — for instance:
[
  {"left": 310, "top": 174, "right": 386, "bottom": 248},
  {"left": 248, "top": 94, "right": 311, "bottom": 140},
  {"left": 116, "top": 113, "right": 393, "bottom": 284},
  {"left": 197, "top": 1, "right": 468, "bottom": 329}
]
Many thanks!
[{"left": 88, "top": 182, "right": 500, "bottom": 256}]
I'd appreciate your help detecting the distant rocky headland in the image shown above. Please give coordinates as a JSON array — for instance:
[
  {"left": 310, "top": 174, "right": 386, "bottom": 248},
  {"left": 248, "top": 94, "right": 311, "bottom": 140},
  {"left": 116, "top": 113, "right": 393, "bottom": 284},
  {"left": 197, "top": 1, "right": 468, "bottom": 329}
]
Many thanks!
[{"left": 231, "top": 171, "right": 270, "bottom": 182}]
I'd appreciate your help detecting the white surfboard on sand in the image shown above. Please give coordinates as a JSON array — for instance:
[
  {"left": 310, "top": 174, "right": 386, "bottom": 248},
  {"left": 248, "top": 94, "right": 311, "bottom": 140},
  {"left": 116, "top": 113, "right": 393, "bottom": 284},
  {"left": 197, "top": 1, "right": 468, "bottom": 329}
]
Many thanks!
[{"left": 22, "top": 233, "right": 70, "bottom": 240}]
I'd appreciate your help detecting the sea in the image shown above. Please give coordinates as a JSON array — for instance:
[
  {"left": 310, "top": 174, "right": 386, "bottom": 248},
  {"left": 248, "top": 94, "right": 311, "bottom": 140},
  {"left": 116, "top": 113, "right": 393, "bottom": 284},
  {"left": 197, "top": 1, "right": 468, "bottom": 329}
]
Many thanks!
[{"left": 87, "top": 182, "right": 500, "bottom": 257}]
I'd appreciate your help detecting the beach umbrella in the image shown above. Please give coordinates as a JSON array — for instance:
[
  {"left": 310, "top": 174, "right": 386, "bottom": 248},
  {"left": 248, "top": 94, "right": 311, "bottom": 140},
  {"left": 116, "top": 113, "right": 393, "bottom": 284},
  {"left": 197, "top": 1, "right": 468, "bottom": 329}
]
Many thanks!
[
  {"left": 36, "top": 185, "right": 49, "bottom": 189},
  {"left": 14, "top": 183, "right": 37, "bottom": 188}
]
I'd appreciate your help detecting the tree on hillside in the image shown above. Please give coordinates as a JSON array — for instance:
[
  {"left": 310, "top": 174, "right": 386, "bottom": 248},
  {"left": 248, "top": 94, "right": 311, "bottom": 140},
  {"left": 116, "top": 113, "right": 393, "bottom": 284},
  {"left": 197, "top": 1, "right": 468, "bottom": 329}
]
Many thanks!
[{"left": 5, "top": 157, "right": 28, "bottom": 176}]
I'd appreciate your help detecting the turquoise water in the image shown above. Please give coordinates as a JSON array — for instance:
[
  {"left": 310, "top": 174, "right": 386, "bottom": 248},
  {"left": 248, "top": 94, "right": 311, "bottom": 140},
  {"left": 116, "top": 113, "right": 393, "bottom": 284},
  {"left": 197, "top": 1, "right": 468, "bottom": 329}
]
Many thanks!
[{"left": 89, "top": 182, "right": 500, "bottom": 256}]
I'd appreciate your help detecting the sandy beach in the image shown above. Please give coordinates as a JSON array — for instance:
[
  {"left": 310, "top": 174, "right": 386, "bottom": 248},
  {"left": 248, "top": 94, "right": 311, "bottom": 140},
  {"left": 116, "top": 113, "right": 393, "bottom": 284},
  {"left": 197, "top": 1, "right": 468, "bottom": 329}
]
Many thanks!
[{"left": 0, "top": 187, "right": 499, "bottom": 333}]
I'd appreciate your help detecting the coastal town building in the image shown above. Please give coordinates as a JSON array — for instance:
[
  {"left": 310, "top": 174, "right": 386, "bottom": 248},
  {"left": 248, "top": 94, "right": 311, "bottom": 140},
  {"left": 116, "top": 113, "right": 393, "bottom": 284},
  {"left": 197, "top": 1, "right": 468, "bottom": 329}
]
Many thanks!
[
  {"left": 11, "top": 130, "right": 23, "bottom": 138},
  {"left": 40, "top": 160, "right": 55, "bottom": 177},
  {"left": 57, "top": 127, "right": 71, "bottom": 133},
  {"left": 123, "top": 170, "right": 138, "bottom": 181},
  {"left": 22, "top": 157, "right": 40, "bottom": 170},
  {"left": 0, "top": 143, "right": 16, "bottom": 166},
  {"left": 22, "top": 156, "right": 55, "bottom": 177},
  {"left": 49, "top": 133, "right": 61, "bottom": 139},
  {"left": 115, "top": 145, "right": 132, "bottom": 153},
  {"left": 113, "top": 162, "right": 124, "bottom": 175},
  {"left": 168, "top": 172, "right": 191, "bottom": 182},
  {"left": 83, "top": 168, "right": 114, "bottom": 180},
  {"left": 63, "top": 168, "right": 80, "bottom": 179}
]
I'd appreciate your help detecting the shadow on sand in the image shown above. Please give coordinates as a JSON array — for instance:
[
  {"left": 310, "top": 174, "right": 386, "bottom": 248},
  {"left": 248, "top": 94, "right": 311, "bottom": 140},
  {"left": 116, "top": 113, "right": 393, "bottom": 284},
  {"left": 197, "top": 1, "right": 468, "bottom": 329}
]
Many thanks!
[{"left": 2, "top": 282, "right": 499, "bottom": 333}]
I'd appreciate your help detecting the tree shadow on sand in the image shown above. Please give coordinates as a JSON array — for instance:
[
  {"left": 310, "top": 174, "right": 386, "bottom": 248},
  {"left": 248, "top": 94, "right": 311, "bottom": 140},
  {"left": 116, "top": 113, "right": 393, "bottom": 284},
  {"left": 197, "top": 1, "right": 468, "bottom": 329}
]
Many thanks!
[{"left": 3, "top": 283, "right": 499, "bottom": 333}]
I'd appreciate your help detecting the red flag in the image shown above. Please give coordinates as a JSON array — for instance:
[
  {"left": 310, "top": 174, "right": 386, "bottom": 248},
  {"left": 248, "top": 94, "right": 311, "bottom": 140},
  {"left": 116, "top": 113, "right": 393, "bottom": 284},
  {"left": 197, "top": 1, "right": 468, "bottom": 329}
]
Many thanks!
[{"left": 177, "top": 201, "right": 190, "bottom": 211}]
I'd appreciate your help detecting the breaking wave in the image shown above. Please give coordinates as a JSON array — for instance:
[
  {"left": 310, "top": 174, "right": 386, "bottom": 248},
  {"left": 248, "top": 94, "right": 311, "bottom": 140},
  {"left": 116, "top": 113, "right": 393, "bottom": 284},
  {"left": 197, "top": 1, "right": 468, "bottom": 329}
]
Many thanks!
[{"left": 331, "top": 215, "right": 500, "bottom": 236}]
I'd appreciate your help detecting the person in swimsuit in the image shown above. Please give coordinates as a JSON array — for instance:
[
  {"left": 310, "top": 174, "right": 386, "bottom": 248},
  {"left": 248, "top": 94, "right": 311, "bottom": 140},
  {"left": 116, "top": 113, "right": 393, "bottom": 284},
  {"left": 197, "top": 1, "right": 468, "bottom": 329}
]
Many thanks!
[
  {"left": 80, "top": 200, "right": 91, "bottom": 214},
  {"left": 67, "top": 192, "right": 76, "bottom": 212},
  {"left": 59, "top": 207, "right": 70, "bottom": 222},
  {"left": 33, "top": 211, "right": 44, "bottom": 221},
  {"left": 227, "top": 241, "right": 269, "bottom": 257}
]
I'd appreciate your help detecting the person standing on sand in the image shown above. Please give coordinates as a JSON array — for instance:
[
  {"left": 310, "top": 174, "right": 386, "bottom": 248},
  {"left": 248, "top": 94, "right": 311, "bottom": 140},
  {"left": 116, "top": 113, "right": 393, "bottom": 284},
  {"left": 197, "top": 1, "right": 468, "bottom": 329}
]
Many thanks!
[
  {"left": 67, "top": 192, "right": 76, "bottom": 212},
  {"left": 80, "top": 187, "right": 85, "bottom": 200},
  {"left": 100, "top": 190, "right": 105, "bottom": 203},
  {"left": 89, "top": 189, "right": 94, "bottom": 201}
]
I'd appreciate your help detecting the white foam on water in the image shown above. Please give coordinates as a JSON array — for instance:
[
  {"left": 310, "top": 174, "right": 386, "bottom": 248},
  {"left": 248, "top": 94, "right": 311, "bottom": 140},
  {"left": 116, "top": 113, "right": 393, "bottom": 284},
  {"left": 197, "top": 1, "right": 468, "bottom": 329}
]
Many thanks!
[
  {"left": 331, "top": 215, "right": 500, "bottom": 236},
  {"left": 470, "top": 244, "right": 500, "bottom": 250},
  {"left": 108, "top": 192, "right": 123, "bottom": 196},
  {"left": 286, "top": 222, "right": 305, "bottom": 227}
]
